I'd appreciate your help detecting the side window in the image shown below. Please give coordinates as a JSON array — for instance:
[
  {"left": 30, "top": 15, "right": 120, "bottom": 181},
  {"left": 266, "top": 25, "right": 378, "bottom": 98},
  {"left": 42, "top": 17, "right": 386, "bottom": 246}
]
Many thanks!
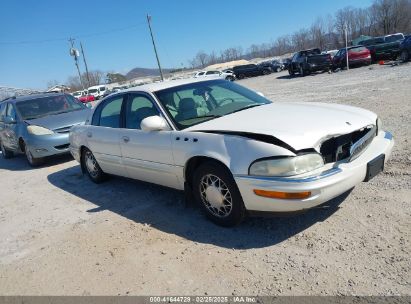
[
  {"left": 6, "top": 103, "right": 16, "bottom": 120},
  {"left": 0, "top": 103, "right": 7, "bottom": 121},
  {"left": 125, "top": 94, "right": 159, "bottom": 129},
  {"left": 94, "top": 95, "right": 123, "bottom": 128}
]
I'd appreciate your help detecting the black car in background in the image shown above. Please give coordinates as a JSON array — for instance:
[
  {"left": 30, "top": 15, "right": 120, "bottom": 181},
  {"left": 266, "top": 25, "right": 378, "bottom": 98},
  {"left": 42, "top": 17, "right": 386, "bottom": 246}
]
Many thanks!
[
  {"left": 258, "top": 60, "right": 284, "bottom": 72},
  {"left": 288, "top": 48, "right": 332, "bottom": 76},
  {"left": 232, "top": 64, "right": 271, "bottom": 79},
  {"left": 399, "top": 35, "right": 411, "bottom": 62}
]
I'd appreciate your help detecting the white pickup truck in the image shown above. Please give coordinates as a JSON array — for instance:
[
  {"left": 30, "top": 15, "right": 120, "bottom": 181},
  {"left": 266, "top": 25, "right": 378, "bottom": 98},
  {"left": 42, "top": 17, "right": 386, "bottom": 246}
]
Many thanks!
[{"left": 194, "top": 70, "right": 235, "bottom": 81}]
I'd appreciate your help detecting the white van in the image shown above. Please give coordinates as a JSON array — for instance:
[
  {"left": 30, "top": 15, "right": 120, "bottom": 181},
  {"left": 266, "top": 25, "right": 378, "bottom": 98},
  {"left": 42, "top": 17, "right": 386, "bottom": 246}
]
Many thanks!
[{"left": 87, "top": 85, "right": 106, "bottom": 100}]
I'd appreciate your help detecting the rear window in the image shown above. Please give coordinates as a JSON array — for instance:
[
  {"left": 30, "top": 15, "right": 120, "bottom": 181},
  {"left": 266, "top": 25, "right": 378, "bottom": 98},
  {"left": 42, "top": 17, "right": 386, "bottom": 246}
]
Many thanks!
[
  {"left": 385, "top": 34, "right": 404, "bottom": 43},
  {"left": 350, "top": 46, "right": 367, "bottom": 52}
]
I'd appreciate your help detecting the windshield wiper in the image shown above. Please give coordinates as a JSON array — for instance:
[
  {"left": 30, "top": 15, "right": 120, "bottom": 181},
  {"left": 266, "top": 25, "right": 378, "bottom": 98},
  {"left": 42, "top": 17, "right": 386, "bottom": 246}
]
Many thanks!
[{"left": 229, "top": 104, "right": 264, "bottom": 114}]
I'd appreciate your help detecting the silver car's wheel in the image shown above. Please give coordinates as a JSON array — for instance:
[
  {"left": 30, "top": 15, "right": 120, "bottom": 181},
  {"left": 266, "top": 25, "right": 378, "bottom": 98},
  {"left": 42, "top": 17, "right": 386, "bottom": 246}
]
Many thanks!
[
  {"left": 1, "top": 141, "right": 13, "bottom": 159},
  {"left": 82, "top": 148, "right": 107, "bottom": 183},
  {"left": 200, "top": 174, "right": 233, "bottom": 218},
  {"left": 85, "top": 150, "right": 99, "bottom": 177},
  {"left": 24, "top": 144, "right": 42, "bottom": 166}
]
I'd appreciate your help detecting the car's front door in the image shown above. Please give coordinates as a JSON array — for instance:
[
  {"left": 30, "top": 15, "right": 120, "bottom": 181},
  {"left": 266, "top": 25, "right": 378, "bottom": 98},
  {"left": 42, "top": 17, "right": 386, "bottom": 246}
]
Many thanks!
[
  {"left": 87, "top": 94, "right": 125, "bottom": 176},
  {"left": 119, "top": 92, "right": 179, "bottom": 188},
  {"left": 2, "top": 103, "right": 19, "bottom": 151}
]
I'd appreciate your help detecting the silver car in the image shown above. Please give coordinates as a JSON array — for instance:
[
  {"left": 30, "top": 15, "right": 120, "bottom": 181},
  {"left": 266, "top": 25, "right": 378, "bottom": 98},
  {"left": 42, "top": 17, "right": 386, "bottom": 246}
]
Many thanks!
[{"left": 0, "top": 93, "right": 90, "bottom": 166}]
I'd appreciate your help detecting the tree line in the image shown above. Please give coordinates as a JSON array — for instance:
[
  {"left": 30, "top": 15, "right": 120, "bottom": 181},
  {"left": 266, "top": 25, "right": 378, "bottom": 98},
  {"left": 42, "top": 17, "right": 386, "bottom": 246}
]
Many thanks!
[{"left": 189, "top": 0, "right": 411, "bottom": 68}]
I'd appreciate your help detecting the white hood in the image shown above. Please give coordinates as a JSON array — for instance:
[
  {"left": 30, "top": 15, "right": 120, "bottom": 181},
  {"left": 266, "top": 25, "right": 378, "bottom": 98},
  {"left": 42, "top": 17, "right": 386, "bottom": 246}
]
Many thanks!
[{"left": 187, "top": 102, "right": 377, "bottom": 151}]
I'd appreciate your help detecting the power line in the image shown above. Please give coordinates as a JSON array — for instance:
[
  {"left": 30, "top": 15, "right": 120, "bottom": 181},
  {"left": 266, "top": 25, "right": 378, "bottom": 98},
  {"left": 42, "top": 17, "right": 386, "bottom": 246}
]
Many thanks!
[{"left": 0, "top": 22, "right": 146, "bottom": 46}]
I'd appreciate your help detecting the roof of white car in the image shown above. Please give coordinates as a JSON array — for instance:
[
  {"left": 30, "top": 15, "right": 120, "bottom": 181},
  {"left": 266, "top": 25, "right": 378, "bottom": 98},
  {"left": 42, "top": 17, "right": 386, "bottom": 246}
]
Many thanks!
[{"left": 122, "top": 78, "right": 221, "bottom": 93}]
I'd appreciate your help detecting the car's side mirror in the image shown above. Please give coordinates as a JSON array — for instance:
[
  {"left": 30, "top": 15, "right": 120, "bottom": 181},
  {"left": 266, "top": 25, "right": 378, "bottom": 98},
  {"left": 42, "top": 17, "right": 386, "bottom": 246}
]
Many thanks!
[
  {"left": 4, "top": 116, "right": 16, "bottom": 124},
  {"left": 140, "top": 116, "right": 170, "bottom": 131}
]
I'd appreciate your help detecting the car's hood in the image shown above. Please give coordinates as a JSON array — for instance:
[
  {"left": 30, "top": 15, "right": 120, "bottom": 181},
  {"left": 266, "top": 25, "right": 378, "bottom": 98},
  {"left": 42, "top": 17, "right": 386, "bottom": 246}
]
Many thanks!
[
  {"left": 187, "top": 102, "right": 377, "bottom": 151},
  {"left": 25, "top": 109, "right": 91, "bottom": 130}
]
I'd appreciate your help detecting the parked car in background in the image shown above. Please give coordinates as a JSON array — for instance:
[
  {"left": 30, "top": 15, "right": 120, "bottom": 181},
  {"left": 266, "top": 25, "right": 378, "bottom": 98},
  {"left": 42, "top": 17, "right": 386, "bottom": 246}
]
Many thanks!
[
  {"left": 194, "top": 70, "right": 235, "bottom": 81},
  {"left": 399, "top": 35, "right": 411, "bottom": 62},
  {"left": 87, "top": 85, "right": 107, "bottom": 100},
  {"left": 332, "top": 46, "right": 372, "bottom": 69},
  {"left": 0, "top": 93, "right": 90, "bottom": 166},
  {"left": 259, "top": 60, "right": 284, "bottom": 72},
  {"left": 72, "top": 90, "right": 85, "bottom": 99},
  {"left": 69, "top": 78, "right": 393, "bottom": 226},
  {"left": 288, "top": 48, "right": 332, "bottom": 76},
  {"left": 79, "top": 94, "right": 95, "bottom": 103},
  {"left": 232, "top": 64, "right": 271, "bottom": 79},
  {"left": 359, "top": 33, "right": 404, "bottom": 61}
]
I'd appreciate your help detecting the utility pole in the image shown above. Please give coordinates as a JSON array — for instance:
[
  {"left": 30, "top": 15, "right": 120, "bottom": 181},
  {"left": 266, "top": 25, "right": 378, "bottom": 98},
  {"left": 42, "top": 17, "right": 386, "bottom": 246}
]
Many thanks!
[
  {"left": 80, "top": 42, "right": 91, "bottom": 88},
  {"left": 344, "top": 23, "right": 349, "bottom": 71},
  {"left": 68, "top": 38, "right": 85, "bottom": 90},
  {"left": 146, "top": 14, "right": 164, "bottom": 81}
]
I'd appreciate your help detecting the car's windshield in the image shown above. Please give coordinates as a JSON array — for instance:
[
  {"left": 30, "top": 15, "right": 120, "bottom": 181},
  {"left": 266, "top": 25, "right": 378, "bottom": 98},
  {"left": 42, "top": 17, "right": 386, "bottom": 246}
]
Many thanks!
[
  {"left": 16, "top": 95, "right": 85, "bottom": 120},
  {"left": 155, "top": 80, "right": 271, "bottom": 129}
]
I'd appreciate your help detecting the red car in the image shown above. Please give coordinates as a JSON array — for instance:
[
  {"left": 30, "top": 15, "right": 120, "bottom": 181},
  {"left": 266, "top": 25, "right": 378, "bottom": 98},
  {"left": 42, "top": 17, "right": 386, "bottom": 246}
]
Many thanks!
[
  {"left": 333, "top": 46, "right": 372, "bottom": 69},
  {"left": 78, "top": 95, "right": 95, "bottom": 103}
]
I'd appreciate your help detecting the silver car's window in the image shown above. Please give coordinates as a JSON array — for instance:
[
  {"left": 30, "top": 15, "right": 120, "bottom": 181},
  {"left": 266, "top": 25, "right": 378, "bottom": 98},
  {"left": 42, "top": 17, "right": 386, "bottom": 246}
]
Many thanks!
[
  {"left": 15, "top": 95, "right": 85, "bottom": 120},
  {"left": 98, "top": 96, "right": 123, "bottom": 128},
  {"left": 155, "top": 80, "right": 271, "bottom": 130},
  {"left": 125, "top": 94, "right": 159, "bottom": 130},
  {"left": 6, "top": 103, "right": 16, "bottom": 120}
]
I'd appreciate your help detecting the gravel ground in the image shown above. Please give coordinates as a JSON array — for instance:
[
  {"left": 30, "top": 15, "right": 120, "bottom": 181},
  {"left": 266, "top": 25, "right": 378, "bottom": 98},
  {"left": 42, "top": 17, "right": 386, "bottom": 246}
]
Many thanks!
[{"left": 0, "top": 63, "right": 410, "bottom": 296}]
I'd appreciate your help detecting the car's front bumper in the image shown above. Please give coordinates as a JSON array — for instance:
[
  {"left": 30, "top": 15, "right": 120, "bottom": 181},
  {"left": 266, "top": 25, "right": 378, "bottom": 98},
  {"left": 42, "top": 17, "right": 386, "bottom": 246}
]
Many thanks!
[
  {"left": 25, "top": 133, "right": 71, "bottom": 158},
  {"left": 234, "top": 131, "right": 394, "bottom": 213}
]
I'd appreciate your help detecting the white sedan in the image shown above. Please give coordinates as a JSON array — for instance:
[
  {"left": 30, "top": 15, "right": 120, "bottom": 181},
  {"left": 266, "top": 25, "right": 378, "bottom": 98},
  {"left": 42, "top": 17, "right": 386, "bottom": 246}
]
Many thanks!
[{"left": 69, "top": 78, "right": 394, "bottom": 226}]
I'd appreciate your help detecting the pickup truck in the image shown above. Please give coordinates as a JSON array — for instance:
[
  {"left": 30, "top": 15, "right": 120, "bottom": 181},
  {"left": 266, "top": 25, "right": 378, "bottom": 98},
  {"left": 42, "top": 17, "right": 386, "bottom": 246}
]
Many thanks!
[
  {"left": 288, "top": 48, "right": 332, "bottom": 76},
  {"left": 359, "top": 33, "right": 404, "bottom": 61}
]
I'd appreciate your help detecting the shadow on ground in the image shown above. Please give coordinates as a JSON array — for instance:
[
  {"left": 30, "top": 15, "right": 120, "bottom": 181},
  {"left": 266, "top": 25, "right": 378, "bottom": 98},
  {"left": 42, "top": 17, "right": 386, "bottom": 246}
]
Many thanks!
[
  {"left": 47, "top": 165, "right": 351, "bottom": 249},
  {"left": 0, "top": 152, "right": 74, "bottom": 171}
]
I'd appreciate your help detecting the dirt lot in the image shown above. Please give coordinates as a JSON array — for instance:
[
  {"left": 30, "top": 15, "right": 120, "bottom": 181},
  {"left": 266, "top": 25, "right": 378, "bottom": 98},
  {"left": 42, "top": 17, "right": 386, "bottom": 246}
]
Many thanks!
[{"left": 0, "top": 63, "right": 410, "bottom": 296}]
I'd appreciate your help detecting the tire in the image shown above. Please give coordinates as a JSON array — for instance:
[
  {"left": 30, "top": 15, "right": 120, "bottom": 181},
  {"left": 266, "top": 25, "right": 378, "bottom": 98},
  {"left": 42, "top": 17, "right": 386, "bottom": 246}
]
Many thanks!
[
  {"left": 225, "top": 76, "right": 234, "bottom": 81},
  {"left": 400, "top": 50, "right": 409, "bottom": 62},
  {"left": 238, "top": 74, "right": 245, "bottom": 80},
  {"left": 288, "top": 68, "right": 294, "bottom": 76},
  {"left": 276, "top": 67, "right": 281, "bottom": 73},
  {"left": 299, "top": 65, "right": 305, "bottom": 77},
  {"left": 24, "top": 144, "right": 43, "bottom": 167},
  {"left": 192, "top": 161, "right": 246, "bottom": 227},
  {"left": 82, "top": 147, "right": 107, "bottom": 183},
  {"left": 0, "top": 141, "right": 13, "bottom": 159},
  {"left": 262, "top": 69, "right": 270, "bottom": 75}
]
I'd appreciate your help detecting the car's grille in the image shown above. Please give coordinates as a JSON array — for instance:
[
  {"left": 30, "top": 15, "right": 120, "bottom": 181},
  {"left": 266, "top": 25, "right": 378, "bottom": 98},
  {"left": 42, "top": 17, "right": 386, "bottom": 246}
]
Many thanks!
[
  {"left": 320, "top": 126, "right": 376, "bottom": 163},
  {"left": 54, "top": 144, "right": 70, "bottom": 150}
]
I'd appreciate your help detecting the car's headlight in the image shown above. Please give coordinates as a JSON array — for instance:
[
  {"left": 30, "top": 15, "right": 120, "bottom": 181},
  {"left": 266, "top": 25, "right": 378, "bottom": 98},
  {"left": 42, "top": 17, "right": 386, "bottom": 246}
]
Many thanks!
[
  {"left": 27, "top": 125, "right": 54, "bottom": 135},
  {"left": 249, "top": 153, "right": 324, "bottom": 177},
  {"left": 376, "top": 117, "right": 383, "bottom": 135}
]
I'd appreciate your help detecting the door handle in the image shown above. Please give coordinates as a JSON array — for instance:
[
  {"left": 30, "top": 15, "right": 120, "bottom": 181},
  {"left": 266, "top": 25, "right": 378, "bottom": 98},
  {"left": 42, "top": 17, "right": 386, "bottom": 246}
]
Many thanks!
[
  {"left": 122, "top": 136, "right": 130, "bottom": 143},
  {"left": 87, "top": 132, "right": 92, "bottom": 138}
]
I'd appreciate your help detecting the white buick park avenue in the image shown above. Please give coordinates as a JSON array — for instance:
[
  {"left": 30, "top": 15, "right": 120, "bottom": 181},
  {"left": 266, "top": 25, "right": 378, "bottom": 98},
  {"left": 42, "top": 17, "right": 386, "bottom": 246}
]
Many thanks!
[{"left": 69, "top": 79, "right": 394, "bottom": 226}]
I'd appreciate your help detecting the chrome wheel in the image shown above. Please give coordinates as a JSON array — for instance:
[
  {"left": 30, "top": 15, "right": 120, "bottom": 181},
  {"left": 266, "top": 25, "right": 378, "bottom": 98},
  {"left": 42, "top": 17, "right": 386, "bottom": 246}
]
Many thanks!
[
  {"left": 85, "top": 151, "right": 99, "bottom": 177},
  {"left": 199, "top": 174, "right": 232, "bottom": 218}
]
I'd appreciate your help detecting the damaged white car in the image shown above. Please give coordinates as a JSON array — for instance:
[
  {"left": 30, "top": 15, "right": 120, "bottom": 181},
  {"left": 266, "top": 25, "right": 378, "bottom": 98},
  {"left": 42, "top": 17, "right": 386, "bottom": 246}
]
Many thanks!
[{"left": 69, "top": 79, "right": 394, "bottom": 226}]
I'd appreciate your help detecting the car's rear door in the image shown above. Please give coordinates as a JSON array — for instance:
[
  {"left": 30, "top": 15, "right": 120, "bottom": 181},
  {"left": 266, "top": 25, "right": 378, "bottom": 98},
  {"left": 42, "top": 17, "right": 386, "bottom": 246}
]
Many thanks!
[
  {"left": 118, "top": 92, "right": 179, "bottom": 188},
  {"left": 87, "top": 94, "right": 125, "bottom": 176}
]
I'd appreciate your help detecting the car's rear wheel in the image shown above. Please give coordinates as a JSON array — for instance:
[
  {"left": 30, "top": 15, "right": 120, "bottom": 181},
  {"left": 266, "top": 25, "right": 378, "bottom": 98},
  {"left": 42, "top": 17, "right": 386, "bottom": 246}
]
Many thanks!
[
  {"left": 238, "top": 74, "right": 245, "bottom": 80},
  {"left": 299, "top": 65, "right": 305, "bottom": 77},
  {"left": 82, "top": 148, "right": 106, "bottom": 183},
  {"left": 262, "top": 69, "right": 270, "bottom": 75},
  {"left": 0, "top": 141, "right": 13, "bottom": 159},
  {"left": 24, "top": 144, "right": 43, "bottom": 167},
  {"left": 192, "top": 161, "right": 246, "bottom": 227},
  {"left": 400, "top": 50, "right": 409, "bottom": 62},
  {"left": 276, "top": 67, "right": 281, "bottom": 72}
]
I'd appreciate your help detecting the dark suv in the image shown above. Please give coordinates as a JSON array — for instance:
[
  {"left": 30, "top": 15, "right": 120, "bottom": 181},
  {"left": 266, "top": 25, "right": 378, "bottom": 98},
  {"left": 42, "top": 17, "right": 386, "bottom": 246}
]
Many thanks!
[
  {"left": 399, "top": 35, "right": 411, "bottom": 62},
  {"left": 232, "top": 64, "right": 271, "bottom": 79}
]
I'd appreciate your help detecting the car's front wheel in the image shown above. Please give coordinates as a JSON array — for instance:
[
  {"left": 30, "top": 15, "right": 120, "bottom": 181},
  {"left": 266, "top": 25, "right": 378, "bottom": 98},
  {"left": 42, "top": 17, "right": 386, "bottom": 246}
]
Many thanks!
[
  {"left": 400, "top": 50, "right": 409, "bottom": 62},
  {"left": 192, "top": 161, "right": 246, "bottom": 227},
  {"left": 24, "top": 144, "right": 43, "bottom": 167},
  {"left": 82, "top": 148, "right": 106, "bottom": 183},
  {"left": 0, "top": 141, "right": 13, "bottom": 159}
]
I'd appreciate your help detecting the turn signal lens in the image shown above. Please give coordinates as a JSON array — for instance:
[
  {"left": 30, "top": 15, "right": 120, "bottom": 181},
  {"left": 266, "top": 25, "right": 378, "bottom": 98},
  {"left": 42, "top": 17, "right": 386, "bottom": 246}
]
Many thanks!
[{"left": 253, "top": 189, "right": 311, "bottom": 200}]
